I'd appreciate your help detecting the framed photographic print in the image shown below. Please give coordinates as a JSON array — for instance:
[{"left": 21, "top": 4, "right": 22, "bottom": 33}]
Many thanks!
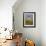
[{"left": 23, "top": 12, "right": 36, "bottom": 28}]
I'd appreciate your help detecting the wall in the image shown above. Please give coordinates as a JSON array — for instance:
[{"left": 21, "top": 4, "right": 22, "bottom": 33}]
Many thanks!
[
  {"left": 0, "top": 0, "right": 17, "bottom": 38},
  {"left": 0, "top": 0, "right": 17, "bottom": 30},
  {"left": 13, "top": 0, "right": 41, "bottom": 46},
  {"left": 41, "top": 0, "right": 46, "bottom": 46}
]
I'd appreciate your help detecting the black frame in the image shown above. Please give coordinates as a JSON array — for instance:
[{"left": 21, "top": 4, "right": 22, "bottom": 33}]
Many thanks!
[{"left": 23, "top": 12, "right": 36, "bottom": 28}]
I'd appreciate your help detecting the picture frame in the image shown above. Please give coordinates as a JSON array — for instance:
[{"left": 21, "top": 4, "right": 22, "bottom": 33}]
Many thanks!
[{"left": 23, "top": 12, "right": 36, "bottom": 28}]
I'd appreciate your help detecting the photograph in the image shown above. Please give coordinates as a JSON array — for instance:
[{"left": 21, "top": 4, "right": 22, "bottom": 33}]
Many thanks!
[{"left": 23, "top": 12, "right": 36, "bottom": 28}]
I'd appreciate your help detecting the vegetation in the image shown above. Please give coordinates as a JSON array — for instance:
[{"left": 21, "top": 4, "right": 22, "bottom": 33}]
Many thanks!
[{"left": 25, "top": 19, "right": 33, "bottom": 25}]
